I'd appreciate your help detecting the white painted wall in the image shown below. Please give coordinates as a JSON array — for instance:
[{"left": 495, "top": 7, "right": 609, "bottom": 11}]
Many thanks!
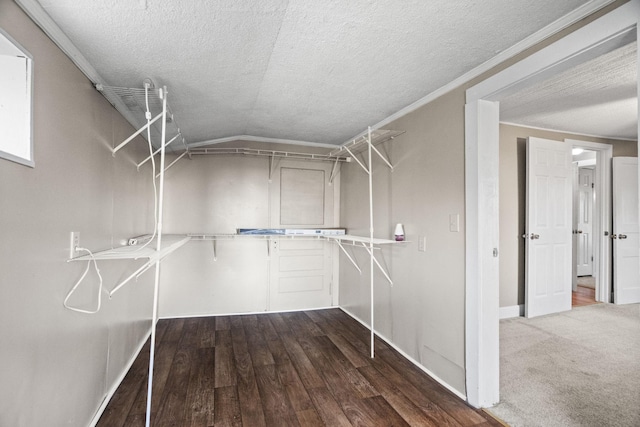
[
  {"left": 339, "top": 90, "right": 468, "bottom": 396},
  {"left": 0, "top": 2, "right": 156, "bottom": 425}
]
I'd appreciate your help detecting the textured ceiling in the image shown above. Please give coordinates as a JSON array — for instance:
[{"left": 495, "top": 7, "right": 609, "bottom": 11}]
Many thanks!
[
  {"left": 501, "top": 41, "right": 637, "bottom": 140},
  {"left": 31, "top": 0, "right": 618, "bottom": 146}
]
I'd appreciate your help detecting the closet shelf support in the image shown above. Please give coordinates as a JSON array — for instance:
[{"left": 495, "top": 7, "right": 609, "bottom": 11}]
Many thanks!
[
  {"left": 156, "top": 150, "right": 189, "bottom": 178},
  {"left": 112, "top": 111, "right": 163, "bottom": 156},
  {"left": 362, "top": 244, "right": 393, "bottom": 286},
  {"left": 329, "top": 158, "right": 340, "bottom": 184},
  {"left": 269, "top": 155, "right": 280, "bottom": 182},
  {"left": 109, "top": 261, "right": 153, "bottom": 298},
  {"left": 370, "top": 142, "right": 394, "bottom": 171},
  {"left": 336, "top": 241, "right": 361, "bottom": 274},
  {"left": 138, "top": 133, "right": 181, "bottom": 170},
  {"left": 345, "top": 145, "right": 370, "bottom": 175}
]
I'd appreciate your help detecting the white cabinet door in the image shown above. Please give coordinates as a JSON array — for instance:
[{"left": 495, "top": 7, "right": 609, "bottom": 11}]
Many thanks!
[
  {"left": 525, "top": 137, "right": 573, "bottom": 318},
  {"left": 269, "top": 238, "right": 333, "bottom": 311},
  {"left": 613, "top": 157, "right": 640, "bottom": 305},
  {"left": 577, "top": 167, "right": 594, "bottom": 276}
]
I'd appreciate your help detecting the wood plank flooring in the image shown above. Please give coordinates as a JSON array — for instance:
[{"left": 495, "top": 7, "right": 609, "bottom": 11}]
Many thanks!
[
  {"left": 97, "top": 309, "right": 503, "bottom": 426},
  {"left": 572, "top": 284, "right": 598, "bottom": 307}
]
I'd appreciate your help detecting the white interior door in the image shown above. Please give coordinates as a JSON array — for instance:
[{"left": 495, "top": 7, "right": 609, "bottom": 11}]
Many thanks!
[
  {"left": 525, "top": 137, "right": 573, "bottom": 318},
  {"left": 268, "top": 161, "right": 337, "bottom": 311},
  {"left": 612, "top": 157, "right": 640, "bottom": 305},
  {"left": 577, "top": 167, "right": 594, "bottom": 276}
]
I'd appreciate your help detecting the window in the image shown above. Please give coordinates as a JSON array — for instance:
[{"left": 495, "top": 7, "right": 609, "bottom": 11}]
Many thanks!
[{"left": 0, "top": 29, "right": 33, "bottom": 167}]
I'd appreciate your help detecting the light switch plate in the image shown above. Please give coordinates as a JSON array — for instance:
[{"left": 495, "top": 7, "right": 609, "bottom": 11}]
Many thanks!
[
  {"left": 418, "top": 236, "right": 426, "bottom": 252},
  {"left": 449, "top": 214, "right": 459, "bottom": 232}
]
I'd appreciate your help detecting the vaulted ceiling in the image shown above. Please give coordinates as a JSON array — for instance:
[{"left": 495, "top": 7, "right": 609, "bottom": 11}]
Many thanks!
[{"left": 18, "top": 0, "right": 635, "bottom": 146}]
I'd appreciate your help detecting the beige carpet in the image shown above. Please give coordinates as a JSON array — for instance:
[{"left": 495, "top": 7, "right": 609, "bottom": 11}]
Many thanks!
[{"left": 487, "top": 303, "right": 640, "bottom": 427}]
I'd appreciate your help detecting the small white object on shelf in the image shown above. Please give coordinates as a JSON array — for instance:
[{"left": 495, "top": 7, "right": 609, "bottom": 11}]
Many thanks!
[{"left": 394, "top": 223, "right": 405, "bottom": 241}]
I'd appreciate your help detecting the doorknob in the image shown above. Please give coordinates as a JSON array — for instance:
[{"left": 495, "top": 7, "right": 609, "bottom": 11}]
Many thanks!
[
  {"left": 611, "top": 234, "right": 617, "bottom": 239},
  {"left": 530, "top": 233, "right": 540, "bottom": 240},
  {"left": 577, "top": 230, "right": 583, "bottom": 234},
  {"left": 619, "top": 234, "right": 628, "bottom": 239}
]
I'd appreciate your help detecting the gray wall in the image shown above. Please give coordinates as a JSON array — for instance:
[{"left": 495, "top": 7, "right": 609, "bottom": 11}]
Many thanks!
[
  {"left": 0, "top": 1, "right": 156, "bottom": 425},
  {"left": 499, "top": 123, "right": 638, "bottom": 308},
  {"left": 339, "top": 89, "right": 469, "bottom": 394},
  {"left": 160, "top": 154, "right": 272, "bottom": 316}
]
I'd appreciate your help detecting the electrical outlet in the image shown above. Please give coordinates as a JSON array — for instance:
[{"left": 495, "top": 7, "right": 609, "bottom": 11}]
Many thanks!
[
  {"left": 69, "top": 231, "right": 80, "bottom": 258},
  {"left": 418, "top": 236, "right": 427, "bottom": 252}
]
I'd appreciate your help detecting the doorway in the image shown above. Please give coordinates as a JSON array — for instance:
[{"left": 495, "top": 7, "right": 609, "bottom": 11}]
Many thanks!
[
  {"left": 568, "top": 139, "right": 613, "bottom": 305},
  {"left": 464, "top": 2, "right": 638, "bottom": 408},
  {"left": 572, "top": 148, "right": 600, "bottom": 307}
]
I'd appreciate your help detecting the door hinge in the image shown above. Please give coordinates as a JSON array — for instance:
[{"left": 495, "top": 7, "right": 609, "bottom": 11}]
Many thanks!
[{"left": 592, "top": 182, "right": 595, "bottom": 188}]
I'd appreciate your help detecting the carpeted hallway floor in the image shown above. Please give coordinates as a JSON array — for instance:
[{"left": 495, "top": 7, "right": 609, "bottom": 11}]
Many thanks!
[{"left": 487, "top": 303, "right": 640, "bottom": 427}]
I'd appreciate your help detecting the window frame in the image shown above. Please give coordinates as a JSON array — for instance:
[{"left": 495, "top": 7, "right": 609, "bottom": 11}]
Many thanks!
[{"left": 0, "top": 27, "right": 34, "bottom": 168}]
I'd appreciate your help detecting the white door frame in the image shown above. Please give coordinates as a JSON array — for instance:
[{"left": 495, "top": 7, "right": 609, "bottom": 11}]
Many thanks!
[
  {"left": 464, "top": 1, "right": 639, "bottom": 408},
  {"left": 567, "top": 139, "right": 613, "bottom": 303}
]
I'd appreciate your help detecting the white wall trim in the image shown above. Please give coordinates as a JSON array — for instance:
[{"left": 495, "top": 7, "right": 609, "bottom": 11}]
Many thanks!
[
  {"left": 465, "top": 99, "right": 501, "bottom": 408},
  {"left": 158, "top": 305, "right": 337, "bottom": 320},
  {"left": 16, "top": 0, "right": 619, "bottom": 151},
  {"left": 466, "top": 3, "right": 638, "bottom": 103},
  {"left": 340, "top": 0, "right": 618, "bottom": 145},
  {"left": 339, "top": 307, "right": 466, "bottom": 401},
  {"left": 465, "top": 0, "right": 638, "bottom": 409},
  {"left": 499, "top": 305, "right": 524, "bottom": 319},
  {"left": 500, "top": 121, "right": 638, "bottom": 142},
  {"left": 15, "top": 0, "right": 106, "bottom": 85},
  {"left": 89, "top": 326, "right": 153, "bottom": 427}
]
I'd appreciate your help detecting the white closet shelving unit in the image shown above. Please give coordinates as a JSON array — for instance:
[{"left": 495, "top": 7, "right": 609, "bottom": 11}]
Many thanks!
[
  {"left": 69, "top": 234, "right": 191, "bottom": 297},
  {"left": 180, "top": 127, "right": 406, "bottom": 358},
  {"left": 188, "top": 146, "right": 351, "bottom": 183},
  {"left": 93, "top": 83, "right": 184, "bottom": 427},
  {"left": 329, "top": 127, "right": 405, "bottom": 357},
  {"left": 73, "top": 81, "right": 405, "bottom": 423}
]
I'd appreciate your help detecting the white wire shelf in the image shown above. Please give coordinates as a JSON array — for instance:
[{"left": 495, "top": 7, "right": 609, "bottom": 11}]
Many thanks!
[
  {"left": 187, "top": 233, "right": 404, "bottom": 245},
  {"left": 69, "top": 235, "right": 191, "bottom": 262},
  {"left": 329, "top": 129, "right": 405, "bottom": 157},
  {"left": 187, "top": 147, "right": 350, "bottom": 163},
  {"left": 96, "top": 84, "right": 184, "bottom": 153},
  {"left": 325, "top": 235, "right": 404, "bottom": 245}
]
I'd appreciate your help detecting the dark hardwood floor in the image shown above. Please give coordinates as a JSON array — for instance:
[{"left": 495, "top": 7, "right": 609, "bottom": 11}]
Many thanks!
[{"left": 97, "top": 309, "right": 503, "bottom": 426}]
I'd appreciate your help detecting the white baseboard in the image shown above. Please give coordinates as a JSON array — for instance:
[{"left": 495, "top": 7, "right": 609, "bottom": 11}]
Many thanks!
[
  {"left": 89, "top": 326, "right": 152, "bottom": 427},
  {"left": 499, "top": 304, "right": 524, "bottom": 319},
  {"left": 338, "top": 307, "right": 466, "bottom": 401},
  {"left": 159, "top": 305, "right": 336, "bottom": 320}
]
